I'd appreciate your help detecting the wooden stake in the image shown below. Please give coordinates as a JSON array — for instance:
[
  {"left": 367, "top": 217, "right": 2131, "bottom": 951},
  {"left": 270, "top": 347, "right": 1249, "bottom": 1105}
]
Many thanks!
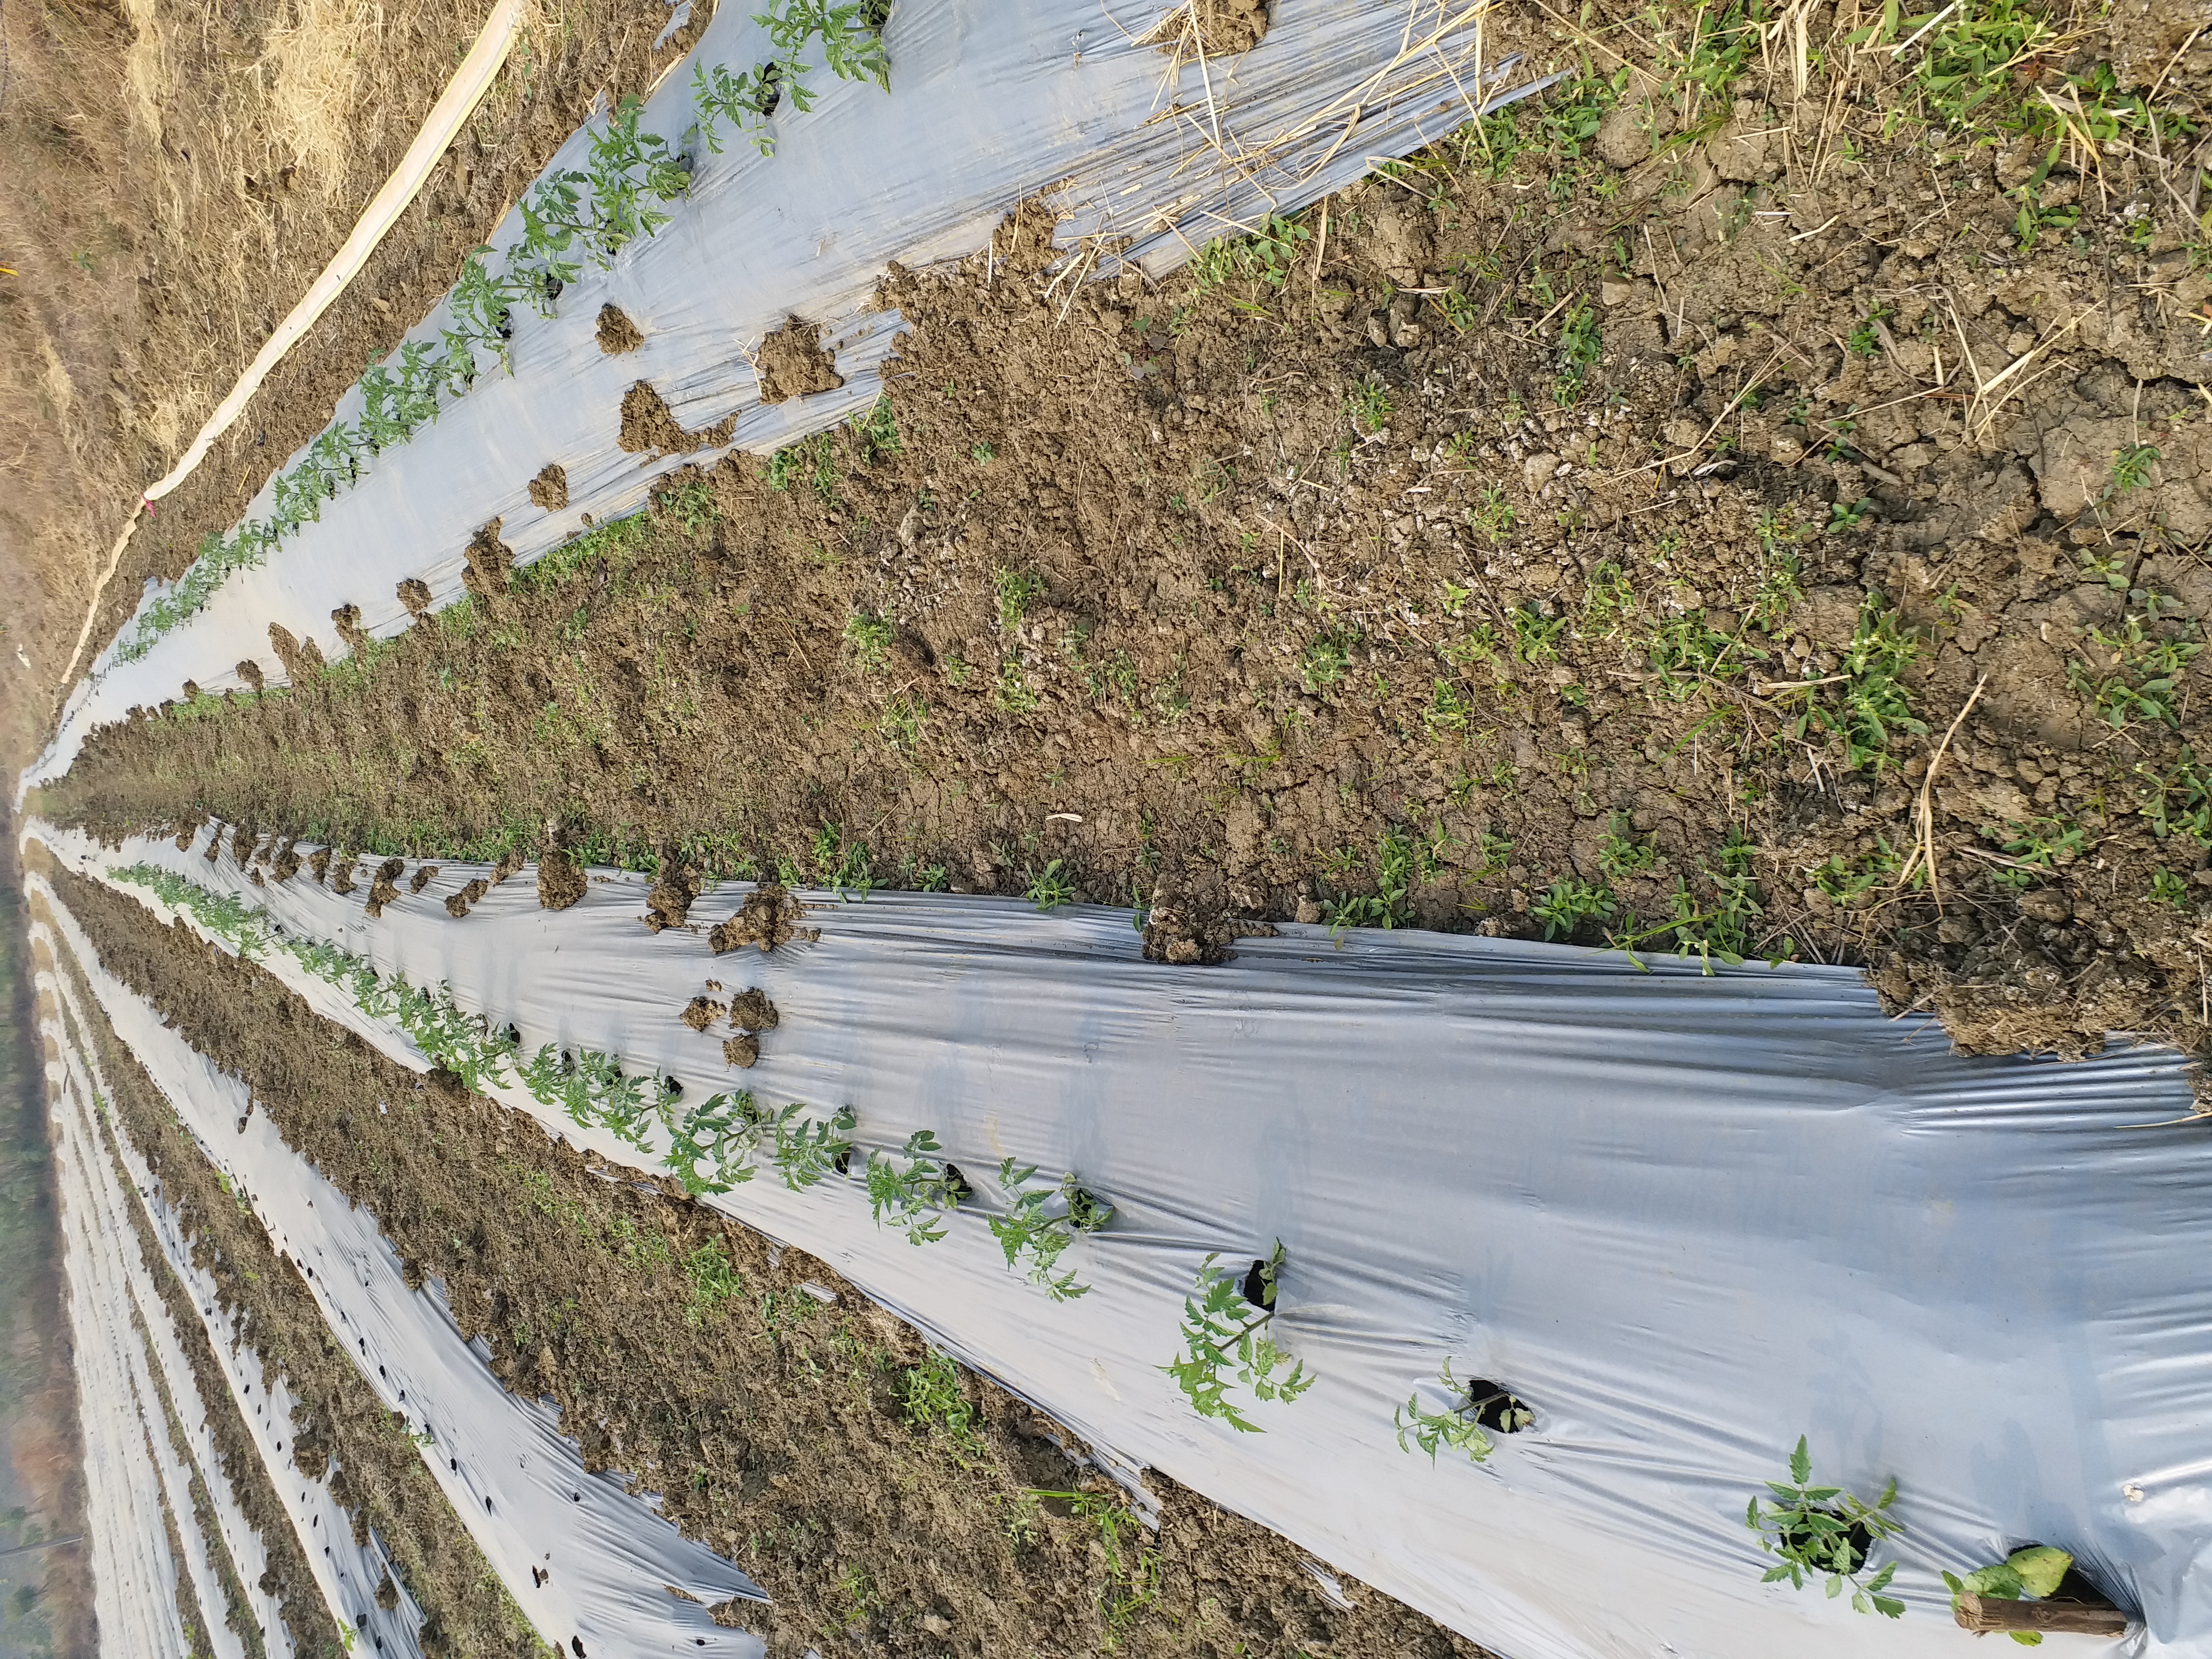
[{"left": 1954, "top": 1595, "right": 2129, "bottom": 1636}]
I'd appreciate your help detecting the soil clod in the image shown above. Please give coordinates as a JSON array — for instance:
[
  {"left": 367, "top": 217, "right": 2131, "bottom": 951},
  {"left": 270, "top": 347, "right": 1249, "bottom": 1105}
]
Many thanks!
[
  {"left": 538, "top": 848, "right": 586, "bottom": 911},
  {"left": 528, "top": 463, "right": 570, "bottom": 512},
  {"left": 646, "top": 867, "right": 697, "bottom": 932},
  {"left": 462, "top": 520, "right": 513, "bottom": 602},
  {"left": 267, "top": 624, "right": 325, "bottom": 684},
  {"left": 595, "top": 303, "right": 646, "bottom": 355},
  {"left": 329, "top": 859, "right": 357, "bottom": 896},
  {"left": 682, "top": 996, "right": 725, "bottom": 1032},
  {"left": 331, "top": 603, "right": 366, "bottom": 654},
  {"left": 445, "top": 878, "right": 489, "bottom": 917},
  {"left": 396, "top": 578, "right": 433, "bottom": 617},
  {"left": 364, "top": 856, "right": 406, "bottom": 918},
  {"left": 722, "top": 1034, "right": 760, "bottom": 1069},
  {"left": 728, "top": 988, "right": 779, "bottom": 1032},
  {"left": 617, "top": 381, "right": 738, "bottom": 456},
  {"left": 708, "top": 886, "right": 814, "bottom": 953},
  {"left": 755, "top": 316, "right": 845, "bottom": 404},
  {"left": 409, "top": 865, "right": 437, "bottom": 894},
  {"left": 237, "top": 659, "right": 265, "bottom": 692}
]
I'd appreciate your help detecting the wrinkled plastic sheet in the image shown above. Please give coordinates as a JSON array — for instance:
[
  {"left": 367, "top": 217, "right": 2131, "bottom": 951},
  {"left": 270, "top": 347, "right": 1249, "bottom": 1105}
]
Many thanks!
[
  {"left": 37, "top": 918, "right": 426, "bottom": 1659},
  {"left": 42, "top": 1006, "right": 269, "bottom": 1659},
  {"left": 48, "top": 966, "right": 310, "bottom": 1659},
  {"left": 34, "top": 882, "right": 768, "bottom": 1659},
  {"left": 36, "top": 820, "right": 2212, "bottom": 1659},
  {"left": 42, "top": 1046, "right": 192, "bottom": 1659},
  {"left": 23, "top": 0, "right": 1556, "bottom": 792}
]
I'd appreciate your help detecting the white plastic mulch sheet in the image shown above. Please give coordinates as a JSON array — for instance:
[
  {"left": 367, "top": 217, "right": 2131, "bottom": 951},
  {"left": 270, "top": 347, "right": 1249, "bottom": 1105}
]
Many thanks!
[
  {"left": 38, "top": 821, "right": 2212, "bottom": 1659},
  {"left": 41, "top": 1050, "right": 192, "bottom": 1659},
  {"left": 40, "top": 995, "right": 281, "bottom": 1659},
  {"left": 24, "top": 0, "right": 1554, "bottom": 790},
  {"left": 47, "top": 966, "right": 310, "bottom": 1659},
  {"left": 34, "top": 882, "right": 769, "bottom": 1659},
  {"left": 36, "top": 920, "right": 424, "bottom": 1659}
]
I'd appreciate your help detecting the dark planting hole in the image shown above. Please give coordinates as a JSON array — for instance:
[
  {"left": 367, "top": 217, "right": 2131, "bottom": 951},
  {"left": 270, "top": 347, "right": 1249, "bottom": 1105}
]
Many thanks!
[
  {"left": 1776, "top": 1509, "right": 1873, "bottom": 1574},
  {"left": 832, "top": 1148, "right": 853, "bottom": 1177},
  {"left": 662, "top": 1077, "right": 683, "bottom": 1099},
  {"left": 1240, "top": 1260, "right": 1272, "bottom": 1310},
  {"left": 1461, "top": 1380, "right": 1534, "bottom": 1433},
  {"left": 945, "top": 1163, "right": 976, "bottom": 1202}
]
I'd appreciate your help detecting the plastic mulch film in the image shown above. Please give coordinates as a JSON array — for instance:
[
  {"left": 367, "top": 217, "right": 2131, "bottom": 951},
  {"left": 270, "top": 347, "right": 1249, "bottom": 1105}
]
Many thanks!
[
  {"left": 22, "top": 0, "right": 1557, "bottom": 793},
  {"left": 39, "top": 1007, "right": 261, "bottom": 1659},
  {"left": 34, "top": 886, "right": 769, "bottom": 1659},
  {"left": 36, "top": 924, "right": 423, "bottom": 1659},
  {"left": 36, "top": 819, "right": 2212, "bottom": 1659},
  {"left": 46, "top": 967, "right": 302, "bottom": 1659},
  {"left": 43, "top": 1040, "right": 192, "bottom": 1659}
]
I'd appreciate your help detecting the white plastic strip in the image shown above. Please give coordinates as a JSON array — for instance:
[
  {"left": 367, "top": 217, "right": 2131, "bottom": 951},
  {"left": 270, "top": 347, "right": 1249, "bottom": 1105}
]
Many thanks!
[
  {"left": 36, "top": 921, "right": 419, "bottom": 1659},
  {"left": 34, "top": 819, "right": 2208, "bottom": 1659},
  {"left": 52, "top": 0, "right": 527, "bottom": 693},
  {"left": 33, "top": 888, "right": 767, "bottom": 1659},
  {"left": 26, "top": 0, "right": 1557, "bottom": 791},
  {"left": 40, "top": 1011, "right": 252, "bottom": 1659},
  {"left": 45, "top": 969, "right": 296, "bottom": 1659}
]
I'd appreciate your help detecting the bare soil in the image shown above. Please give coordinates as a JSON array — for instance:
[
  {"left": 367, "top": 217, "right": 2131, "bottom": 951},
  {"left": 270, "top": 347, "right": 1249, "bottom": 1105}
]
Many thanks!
[
  {"left": 47, "top": 858, "right": 1498, "bottom": 1659},
  {"left": 43, "top": 0, "right": 2212, "bottom": 1079}
]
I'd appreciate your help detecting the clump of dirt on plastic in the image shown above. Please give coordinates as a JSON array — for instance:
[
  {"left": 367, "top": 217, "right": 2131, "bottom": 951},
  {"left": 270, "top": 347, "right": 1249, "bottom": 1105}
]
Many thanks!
[
  {"left": 57, "top": 863, "right": 1503, "bottom": 1659},
  {"left": 646, "top": 866, "right": 696, "bottom": 930},
  {"left": 363, "top": 856, "right": 406, "bottom": 917},
  {"left": 461, "top": 519, "right": 512, "bottom": 602},
  {"left": 708, "top": 885, "right": 813, "bottom": 952},
  {"left": 681, "top": 995, "right": 724, "bottom": 1031},
  {"left": 396, "top": 577, "right": 433, "bottom": 617},
  {"left": 236, "top": 659, "right": 265, "bottom": 692},
  {"left": 265, "top": 623, "right": 324, "bottom": 684},
  {"left": 618, "top": 381, "right": 739, "bottom": 455},
  {"left": 596, "top": 303, "right": 647, "bottom": 355},
  {"left": 755, "top": 315, "right": 845, "bottom": 403},
  {"left": 409, "top": 863, "right": 437, "bottom": 893},
  {"left": 1149, "top": 0, "right": 1271, "bottom": 56},
  {"left": 538, "top": 847, "right": 586, "bottom": 910},
  {"left": 527, "top": 463, "right": 570, "bottom": 511},
  {"left": 445, "top": 877, "right": 488, "bottom": 916},
  {"left": 728, "top": 987, "right": 778, "bottom": 1031}
]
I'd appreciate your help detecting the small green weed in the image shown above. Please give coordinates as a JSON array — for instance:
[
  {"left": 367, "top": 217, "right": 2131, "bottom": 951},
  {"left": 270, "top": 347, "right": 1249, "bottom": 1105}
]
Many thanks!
[
  {"left": 1597, "top": 812, "right": 1658, "bottom": 881},
  {"left": 995, "top": 566, "right": 1046, "bottom": 632},
  {"left": 1788, "top": 591, "right": 1925, "bottom": 771},
  {"left": 2150, "top": 868, "right": 2194, "bottom": 911},
  {"left": 1025, "top": 859, "right": 1076, "bottom": 912},
  {"left": 1533, "top": 877, "right": 1616, "bottom": 940},
  {"left": 2069, "top": 601, "right": 2202, "bottom": 730},
  {"left": 843, "top": 610, "right": 893, "bottom": 672},
  {"left": 1346, "top": 382, "right": 1392, "bottom": 435},
  {"left": 900, "top": 1350, "right": 983, "bottom": 1448}
]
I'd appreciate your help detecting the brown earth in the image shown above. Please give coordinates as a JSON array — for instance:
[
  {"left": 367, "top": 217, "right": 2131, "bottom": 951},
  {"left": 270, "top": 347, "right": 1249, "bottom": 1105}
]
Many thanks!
[
  {"left": 41, "top": 0, "right": 2212, "bottom": 1082},
  {"left": 617, "top": 381, "right": 741, "bottom": 457},
  {"left": 46, "top": 857, "right": 1500, "bottom": 1659},
  {"left": 0, "top": 0, "right": 719, "bottom": 776},
  {"left": 39, "top": 909, "right": 537, "bottom": 1659},
  {"left": 756, "top": 317, "right": 847, "bottom": 404},
  {"left": 596, "top": 304, "right": 648, "bottom": 357}
]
